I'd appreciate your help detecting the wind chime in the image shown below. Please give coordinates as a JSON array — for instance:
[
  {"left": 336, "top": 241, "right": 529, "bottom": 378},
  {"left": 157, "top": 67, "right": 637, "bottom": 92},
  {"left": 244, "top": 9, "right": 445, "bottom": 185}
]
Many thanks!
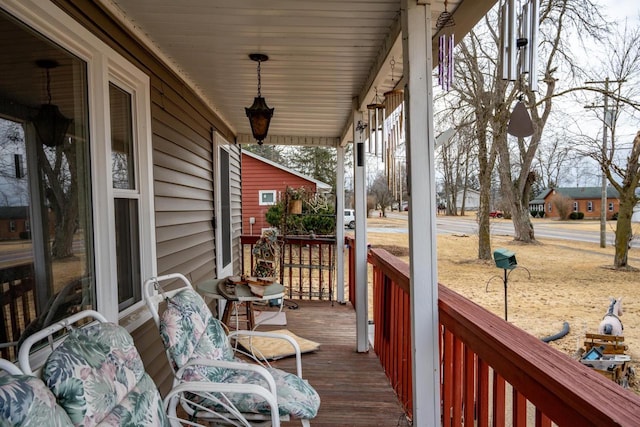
[
  {"left": 437, "top": 0, "right": 455, "bottom": 91},
  {"left": 383, "top": 57, "right": 404, "bottom": 199},
  {"left": 501, "top": 0, "right": 539, "bottom": 137},
  {"left": 366, "top": 88, "right": 385, "bottom": 157}
]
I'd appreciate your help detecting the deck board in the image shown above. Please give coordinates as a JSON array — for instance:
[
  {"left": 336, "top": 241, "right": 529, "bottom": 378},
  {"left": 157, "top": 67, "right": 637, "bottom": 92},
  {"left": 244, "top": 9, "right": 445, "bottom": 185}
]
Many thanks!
[{"left": 249, "top": 300, "right": 409, "bottom": 426}]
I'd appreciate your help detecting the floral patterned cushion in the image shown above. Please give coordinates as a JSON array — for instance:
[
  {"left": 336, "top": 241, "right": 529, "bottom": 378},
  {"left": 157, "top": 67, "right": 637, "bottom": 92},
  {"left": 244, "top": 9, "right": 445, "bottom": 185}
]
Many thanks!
[
  {"left": 0, "top": 374, "right": 73, "bottom": 426},
  {"left": 41, "top": 322, "right": 169, "bottom": 427},
  {"left": 160, "top": 289, "right": 234, "bottom": 380},
  {"left": 160, "top": 289, "right": 320, "bottom": 420}
]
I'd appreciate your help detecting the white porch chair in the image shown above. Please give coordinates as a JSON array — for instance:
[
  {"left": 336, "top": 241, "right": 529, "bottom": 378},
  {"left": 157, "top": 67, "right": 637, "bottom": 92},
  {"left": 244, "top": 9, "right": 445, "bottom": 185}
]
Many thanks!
[
  {"left": 144, "top": 273, "right": 320, "bottom": 427},
  {"left": 17, "top": 309, "right": 275, "bottom": 426}
]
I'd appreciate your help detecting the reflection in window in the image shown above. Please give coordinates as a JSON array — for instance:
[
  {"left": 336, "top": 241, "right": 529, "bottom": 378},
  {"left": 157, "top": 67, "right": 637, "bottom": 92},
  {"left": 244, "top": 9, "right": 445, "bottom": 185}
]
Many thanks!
[
  {"left": 109, "top": 83, "right": 141, "bottom": 311},
  {"left": 114, "top": 198, "right": 140, "bottom": 310},
  {"left": 0, "top": 10, "right": 94, "bottom": 360},
  {"left": 110, "top": 84, "right": 135, "bottom": 190}
]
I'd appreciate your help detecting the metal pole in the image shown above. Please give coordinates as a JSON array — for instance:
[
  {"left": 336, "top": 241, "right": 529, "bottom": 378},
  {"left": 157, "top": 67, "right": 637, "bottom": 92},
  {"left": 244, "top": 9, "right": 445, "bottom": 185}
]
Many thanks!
[
  {"left": 600, "top": 78, "right": 608, "bottom": 249},
  {"left": 585, "top": 77, "right": 624, "bottom": 248},
  {"left": 504, "top": 268, "right": 508, "bottom": 321}
]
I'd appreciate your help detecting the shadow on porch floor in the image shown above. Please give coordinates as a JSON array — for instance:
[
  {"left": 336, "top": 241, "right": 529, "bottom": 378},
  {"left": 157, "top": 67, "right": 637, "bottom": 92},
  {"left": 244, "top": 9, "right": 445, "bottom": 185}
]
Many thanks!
[{"left": 250, "top": 300, "right": 409, "bottom": 427}]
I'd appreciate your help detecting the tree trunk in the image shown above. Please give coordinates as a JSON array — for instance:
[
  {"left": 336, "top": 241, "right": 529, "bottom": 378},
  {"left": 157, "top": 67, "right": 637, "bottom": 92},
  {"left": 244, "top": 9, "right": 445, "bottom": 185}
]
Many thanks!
[
  {"left": 614, "top": 194, "right": 635, "bottom": 268},
  {"left": 478, "top": 181, "right": 492, "bottom": 260}
]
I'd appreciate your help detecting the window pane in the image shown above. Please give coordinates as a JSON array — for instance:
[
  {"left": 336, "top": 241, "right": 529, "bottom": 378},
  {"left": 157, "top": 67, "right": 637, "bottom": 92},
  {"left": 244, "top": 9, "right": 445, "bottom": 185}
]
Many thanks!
[
  {"left": 220, "top": 149, "right": 231, "bottom": 267},
  {"left": 110, "top": 84, "right": 135, "bottom": 190},
  {"left": 0, "top": 10, "right": 95, "bottom": 360},
  {"left": 115, "top": 198, "right": 141, "bottom": 310}
]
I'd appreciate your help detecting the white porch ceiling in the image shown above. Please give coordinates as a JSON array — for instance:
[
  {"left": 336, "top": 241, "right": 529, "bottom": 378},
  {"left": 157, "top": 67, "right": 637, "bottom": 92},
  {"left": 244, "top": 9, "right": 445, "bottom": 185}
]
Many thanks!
[{"left": 101, "top": 0, "right": 494, "bottom": 146}]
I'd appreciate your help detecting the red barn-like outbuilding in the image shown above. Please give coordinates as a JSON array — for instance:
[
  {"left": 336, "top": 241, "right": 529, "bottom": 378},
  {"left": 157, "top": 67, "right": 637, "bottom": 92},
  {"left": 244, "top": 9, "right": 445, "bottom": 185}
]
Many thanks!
[{"left": 241, "top": 151, "right": 331, "bottom": 235}]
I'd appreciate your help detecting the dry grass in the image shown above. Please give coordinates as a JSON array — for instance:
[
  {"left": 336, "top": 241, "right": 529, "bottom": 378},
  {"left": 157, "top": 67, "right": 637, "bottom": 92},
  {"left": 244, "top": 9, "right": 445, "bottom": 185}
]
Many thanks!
[{"left": 364, "top": 214, "right": 640, "bottom": 393}]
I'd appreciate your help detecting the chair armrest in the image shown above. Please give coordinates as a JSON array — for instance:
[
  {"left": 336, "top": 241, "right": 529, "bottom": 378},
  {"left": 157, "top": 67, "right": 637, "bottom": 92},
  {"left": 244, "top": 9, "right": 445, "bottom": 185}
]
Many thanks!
[
  {"left": 164, "top": 381, "right": 280, "bottom": 427},
  {"left": 228, "top": 330, "right": 303, "bottom": 377},
  {"left": 175, "top": 358, "right": 278, "bottom": 395}
]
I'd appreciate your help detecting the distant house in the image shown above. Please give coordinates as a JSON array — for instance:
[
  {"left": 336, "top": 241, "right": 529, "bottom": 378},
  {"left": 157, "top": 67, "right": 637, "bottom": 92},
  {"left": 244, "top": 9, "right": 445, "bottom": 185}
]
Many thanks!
[
  {"left": 455, "top": 189, "right": 480, "bottom": 210},
  {"left": 0, "top": 206, "right": 29, "bottom": 240},
  {"left": 241, "top": 151, "right": 331, "bottom": 235},
  {"left": 530, "top": 187, "right": 620, "bottom": 219}
]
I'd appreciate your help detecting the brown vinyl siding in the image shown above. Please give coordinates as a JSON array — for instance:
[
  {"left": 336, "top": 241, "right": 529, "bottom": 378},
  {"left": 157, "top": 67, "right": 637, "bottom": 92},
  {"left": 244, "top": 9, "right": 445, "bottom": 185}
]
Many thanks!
[{"left": 52, "top": 0, "right": 242, "bottom": 394}]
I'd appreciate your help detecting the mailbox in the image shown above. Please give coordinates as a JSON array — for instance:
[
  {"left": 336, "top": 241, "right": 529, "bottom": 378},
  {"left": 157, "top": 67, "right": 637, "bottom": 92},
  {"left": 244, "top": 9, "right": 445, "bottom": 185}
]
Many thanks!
[{"left": 493, "top": 248, "right": 517, "bottom": 270}]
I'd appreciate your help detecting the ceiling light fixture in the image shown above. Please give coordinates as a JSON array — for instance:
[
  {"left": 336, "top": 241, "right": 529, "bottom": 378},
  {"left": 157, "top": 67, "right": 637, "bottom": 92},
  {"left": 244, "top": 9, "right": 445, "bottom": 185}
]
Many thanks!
[{"left": 245, "top": 53, "right": 274, "bottom": 145}]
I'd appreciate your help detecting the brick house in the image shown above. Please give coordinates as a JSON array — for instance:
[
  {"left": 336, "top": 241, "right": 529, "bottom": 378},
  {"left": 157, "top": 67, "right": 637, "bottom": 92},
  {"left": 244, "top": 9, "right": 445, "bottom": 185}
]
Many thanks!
[
  {"left": 530, "top": 187, "right": 620, "bottom": 219},
  {"left": 241, "top": 151, "right": 331, "bottom": 235}
]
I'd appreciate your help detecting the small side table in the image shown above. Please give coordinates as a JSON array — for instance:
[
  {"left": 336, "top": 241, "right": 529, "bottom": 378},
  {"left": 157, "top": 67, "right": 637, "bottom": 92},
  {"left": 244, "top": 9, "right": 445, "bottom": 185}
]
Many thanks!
[
  {"left": 195, "top": 278, "right": 227, "bottom": 319},
  {"left": 198, "top": 278, "right": 285, "bottom": 330}
]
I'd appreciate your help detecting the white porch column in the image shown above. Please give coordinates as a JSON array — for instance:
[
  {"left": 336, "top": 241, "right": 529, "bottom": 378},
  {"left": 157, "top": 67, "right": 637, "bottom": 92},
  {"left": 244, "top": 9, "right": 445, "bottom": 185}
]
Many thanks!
[
  {"left": 402, "top": 1, "right": 440, "bottom": 425},
  {"left": 335, "top": 144, "right": 345, "bottom": 303},
  {"left": 352, "top": 106, "right": 368, "bottom": 352}
]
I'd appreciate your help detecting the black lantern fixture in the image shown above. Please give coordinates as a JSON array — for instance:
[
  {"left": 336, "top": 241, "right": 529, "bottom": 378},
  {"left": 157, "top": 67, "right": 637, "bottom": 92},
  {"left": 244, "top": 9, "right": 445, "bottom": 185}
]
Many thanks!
[
  {"left": 245, "top": 53, "right": 274, "bottom": 145},
  {"left": 33, "top": 59, "right": 72, "bottom": 147}
]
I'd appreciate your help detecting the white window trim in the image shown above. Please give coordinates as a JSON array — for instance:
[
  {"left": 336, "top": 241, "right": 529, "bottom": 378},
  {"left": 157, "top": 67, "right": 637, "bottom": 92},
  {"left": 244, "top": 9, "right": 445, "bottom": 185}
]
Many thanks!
[
  {"left": 259, "top": 190, "right": 277, "bottom": 206},
  {"left": 587, "top": 201, "right": 593, "bottom": 212},
  {"left": 3, "top": 0, "right": 157, "bottom": 326}
]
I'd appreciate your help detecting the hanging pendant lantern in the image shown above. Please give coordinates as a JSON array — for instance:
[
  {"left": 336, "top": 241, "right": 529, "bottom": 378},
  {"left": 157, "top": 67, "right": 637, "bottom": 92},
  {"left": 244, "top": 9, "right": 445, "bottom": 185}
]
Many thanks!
[
  {"left": 245, "top": 53, "right": 274, "bottom": 145},
  {"left": 33, "top": 59, "right": 72, "bottom": 147}
]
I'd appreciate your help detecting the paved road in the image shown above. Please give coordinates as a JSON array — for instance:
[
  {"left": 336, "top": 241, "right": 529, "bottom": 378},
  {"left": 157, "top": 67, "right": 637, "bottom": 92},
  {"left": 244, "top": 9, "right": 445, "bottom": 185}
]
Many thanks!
[{"left": 371, "top": 213, "right": 639, "bottom": 249}]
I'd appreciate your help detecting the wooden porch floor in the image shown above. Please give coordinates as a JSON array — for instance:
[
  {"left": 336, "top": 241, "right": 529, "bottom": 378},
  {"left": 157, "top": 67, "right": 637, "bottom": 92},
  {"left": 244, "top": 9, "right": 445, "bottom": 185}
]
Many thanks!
[{"left": 252, "top": 300, "right": 409, "bottom": 427}]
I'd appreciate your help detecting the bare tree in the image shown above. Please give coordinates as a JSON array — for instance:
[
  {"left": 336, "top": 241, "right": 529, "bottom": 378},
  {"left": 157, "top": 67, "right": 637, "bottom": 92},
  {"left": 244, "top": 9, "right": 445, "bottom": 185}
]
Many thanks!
[
  {"left": 551, "top": 192, "right": 573, "bottom": 219},
  {"left": 369, "top": 172, "right": 395, "bottom": 217},
  {"left": 451, "top": 0, "right": 608, "bottom": 260},
  {"left": 579, "top": 22, "right": 640, "bottom": 269}
]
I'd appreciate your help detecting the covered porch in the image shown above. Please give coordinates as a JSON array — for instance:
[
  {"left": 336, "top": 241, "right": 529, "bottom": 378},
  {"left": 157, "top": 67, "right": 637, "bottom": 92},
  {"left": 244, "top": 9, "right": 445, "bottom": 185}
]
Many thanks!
[{"left": 2, "top": 0, "right": 640, "bottom": 426}]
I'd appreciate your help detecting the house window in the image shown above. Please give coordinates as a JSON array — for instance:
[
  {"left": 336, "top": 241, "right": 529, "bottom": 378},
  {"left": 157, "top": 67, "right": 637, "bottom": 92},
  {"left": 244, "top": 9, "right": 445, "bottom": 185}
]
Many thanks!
[
  {"left": 609, "top": 202, "right": 614, "bottom": 212},
  {"left": 587, "top": 201, "right": 593, "bottom": 212},
  {"left": 0, "top": 6, "right": 96, "bottom": 359},
  {"left": 259, "top": 190, "right": 277, "bottom": 206},
  {"left": 110, "top": 83, "right": 142, "bottom": 311},
  {"left": 573, "top": 202, "right": 578, "bottom": 212},
  {"left": 548, "top": 203, "right": 552, "bottom": 212},
  {"left": 1, "top": 1, "right": 156, "bottom": 344}
]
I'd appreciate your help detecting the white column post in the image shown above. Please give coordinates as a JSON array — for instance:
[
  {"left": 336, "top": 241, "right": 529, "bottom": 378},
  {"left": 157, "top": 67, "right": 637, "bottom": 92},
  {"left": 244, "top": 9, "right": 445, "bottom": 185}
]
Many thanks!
[
  {"left": 336, "top": 144, "right": 346, "bottom": 303},
  {"left": 402, "top": 1, "right": 440, "bottom": 425},
  {"left": 353, "top": 105, "right": 368, "bottom": 352}
]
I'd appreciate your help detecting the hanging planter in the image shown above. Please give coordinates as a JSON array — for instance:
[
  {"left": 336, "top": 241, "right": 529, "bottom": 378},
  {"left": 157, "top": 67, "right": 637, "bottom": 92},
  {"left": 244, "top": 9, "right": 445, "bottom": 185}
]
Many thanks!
[
  {"left": 286, "top": 186, "right": 305, "bottom": 214},
  {"left": 288, "top": 199, "right": 303, "bottom": 214}
]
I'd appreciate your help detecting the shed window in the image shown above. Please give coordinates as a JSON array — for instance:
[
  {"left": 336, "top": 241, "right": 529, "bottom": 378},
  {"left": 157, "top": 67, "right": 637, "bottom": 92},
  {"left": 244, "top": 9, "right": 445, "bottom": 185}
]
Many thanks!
[{"left": 259, "top": 190, "right": 277, "bottom": 206}]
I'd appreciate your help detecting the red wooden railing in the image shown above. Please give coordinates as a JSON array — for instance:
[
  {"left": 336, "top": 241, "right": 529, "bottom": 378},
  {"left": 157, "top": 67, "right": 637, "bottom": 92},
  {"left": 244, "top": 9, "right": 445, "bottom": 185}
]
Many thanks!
[
  {"left": 241, "top": 235, "right": 336, "bottom": 300},
  {"left": 364, "top": 246, "right": 640, "bottom": 426}
]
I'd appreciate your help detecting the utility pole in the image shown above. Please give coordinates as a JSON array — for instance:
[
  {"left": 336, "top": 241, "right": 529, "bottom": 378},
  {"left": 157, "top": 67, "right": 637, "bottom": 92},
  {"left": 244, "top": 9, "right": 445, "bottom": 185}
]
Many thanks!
[{"left": 584, "top": 77, "right": 624, "bottom": 248}]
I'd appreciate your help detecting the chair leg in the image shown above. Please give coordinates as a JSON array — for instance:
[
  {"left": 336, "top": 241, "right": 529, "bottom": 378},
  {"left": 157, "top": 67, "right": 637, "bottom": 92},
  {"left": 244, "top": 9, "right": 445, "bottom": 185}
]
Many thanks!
[{"left": 301, "top": 419, "right": 311, "bottom": 427}]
